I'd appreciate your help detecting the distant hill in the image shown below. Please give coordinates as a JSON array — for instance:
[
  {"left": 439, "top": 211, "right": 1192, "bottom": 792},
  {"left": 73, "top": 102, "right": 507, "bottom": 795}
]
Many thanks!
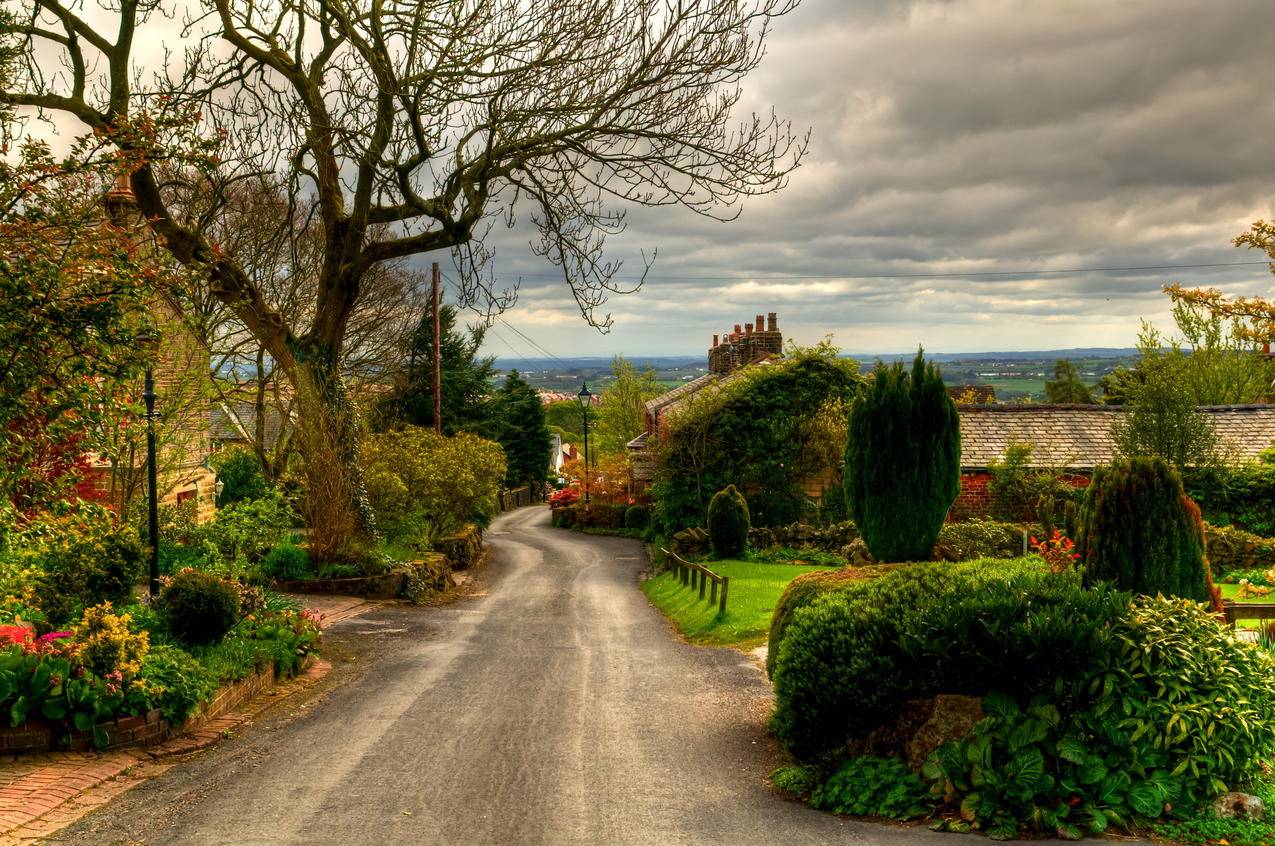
[
  {"left": 493, "top": 355, "right": 704, "bottom": 372},
  {"left": 847, "top": 348, "right": 1138, "bottom": 363}
]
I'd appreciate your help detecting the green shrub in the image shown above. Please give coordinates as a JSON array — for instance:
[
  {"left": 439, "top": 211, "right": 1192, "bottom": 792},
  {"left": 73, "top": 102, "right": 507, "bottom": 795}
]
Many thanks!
[
  {"left": 139, "top": 644, "right": 219, "bottom": 723},
  {"left": 20, "top": 510, "right": 145, "bottom": 627},
  {"left": 769, "top": 559, "right": 1126, "bottom": 759},
  {"left": 651, "top": 347, "right": 860, "bottom": 531},
  {"left": 158, "top": 570, "right": 242, "bottom": 646},
  {"left": 1184, "top": 462, "right": 1275, "bottom": 537},
  {"left": 811, "top": 757, "right": 932, "bottom": 819},
  {"left": 1078, "top": 457, "right": 1209, "bottom": 601},
  {"left": 202, "top": 489, "right": 295, "bottom": 576},
  {"left": 845, "top": 350, "right": 960, "bottom": 562},
  {"left": 624, "top": 505, "right": 650, "bottom": 530},
  {"left": 924, "top": 597, "right": 1275, "bottom": 839},
  {"left": 770, "top": 764, "right": 822, "bottom": 798},
  {"left": 932, "top": 518, "right": 1027, "bottom": 561},
  {"left": 362, "top": 427, "right": 505, "bottom": 549},
  {"left": 261, "top": 543, "right": 312, "bottom": 582},
  {"left": 766, "top": 566, "right": 897, "bottom": 678},
  {"left": 707, "top": 485, "right": 750, "bottom": 558},
  {"left": 1203, "top": 523, "right": 1275, "bottom": 579},
  {"left": 211, "top": 447, "right": 269, "bottom": 506}
]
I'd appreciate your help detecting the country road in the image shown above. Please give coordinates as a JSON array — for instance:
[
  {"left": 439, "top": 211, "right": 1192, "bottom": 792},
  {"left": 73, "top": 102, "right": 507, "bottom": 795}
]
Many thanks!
[{"left": 55, "top": 506, "right": 956, "bottom": 846}]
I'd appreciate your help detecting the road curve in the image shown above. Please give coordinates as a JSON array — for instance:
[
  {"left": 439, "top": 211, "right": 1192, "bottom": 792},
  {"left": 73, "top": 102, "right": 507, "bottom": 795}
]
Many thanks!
[{"left": 57, "top": 506, "right": 954, "bottom": 845}]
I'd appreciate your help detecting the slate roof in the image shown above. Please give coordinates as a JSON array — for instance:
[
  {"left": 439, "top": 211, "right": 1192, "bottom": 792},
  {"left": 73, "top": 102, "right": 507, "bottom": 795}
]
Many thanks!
[
  {"left": 211, "top": 401, "right": 285, "bottom": 450},
  {"left": 958, "top": 404, "right": 1275, "bottom": 470}
]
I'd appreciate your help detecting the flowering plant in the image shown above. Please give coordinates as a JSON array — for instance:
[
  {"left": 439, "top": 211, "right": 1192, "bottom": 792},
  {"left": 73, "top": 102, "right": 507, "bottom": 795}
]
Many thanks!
[
  {"left": 1030, "top": 529, "right": 1080, "bottom": 574},
  {"left": 548, "top": 487, "right": 580, "bottom": 509}
]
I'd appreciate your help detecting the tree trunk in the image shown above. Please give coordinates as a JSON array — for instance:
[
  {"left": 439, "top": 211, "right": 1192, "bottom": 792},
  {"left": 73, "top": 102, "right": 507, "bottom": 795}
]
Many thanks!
[{"left": 286, "top": 340, "right": 379, "bottom": 564}]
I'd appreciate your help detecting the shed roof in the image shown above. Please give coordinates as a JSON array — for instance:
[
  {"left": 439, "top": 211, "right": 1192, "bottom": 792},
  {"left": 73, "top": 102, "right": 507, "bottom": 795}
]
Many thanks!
[{"left": 958, "top": 404, "right": 1275, "bottom": 469}]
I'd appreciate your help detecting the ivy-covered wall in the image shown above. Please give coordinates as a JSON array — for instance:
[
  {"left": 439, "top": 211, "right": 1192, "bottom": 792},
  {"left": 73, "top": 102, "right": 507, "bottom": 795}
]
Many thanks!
[{"left": 650, "top": 348, "right": 860, "bottom": 532}]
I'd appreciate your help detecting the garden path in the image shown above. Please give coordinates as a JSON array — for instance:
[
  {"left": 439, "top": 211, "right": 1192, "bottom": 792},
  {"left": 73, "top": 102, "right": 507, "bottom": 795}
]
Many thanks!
[{"left": 53, "top": 506, "right": 964, "bottom": 845}]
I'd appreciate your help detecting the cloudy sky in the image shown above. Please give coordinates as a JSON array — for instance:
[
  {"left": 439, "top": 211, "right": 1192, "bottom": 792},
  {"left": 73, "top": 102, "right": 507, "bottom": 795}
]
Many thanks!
[{"left": 470, "top": 0, "right": 1275, "bottom": 359}]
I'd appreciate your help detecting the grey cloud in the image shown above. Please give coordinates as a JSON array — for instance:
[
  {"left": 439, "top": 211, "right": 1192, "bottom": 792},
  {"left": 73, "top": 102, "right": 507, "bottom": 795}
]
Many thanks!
[{"left": 460, "top": 0, "right": 1275, "bottom": 357}]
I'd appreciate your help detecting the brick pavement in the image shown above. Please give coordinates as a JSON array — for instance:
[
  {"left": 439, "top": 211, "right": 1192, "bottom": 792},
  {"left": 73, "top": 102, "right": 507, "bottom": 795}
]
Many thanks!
[
  {"left": 0, "top": 658, "right": 331, "bottom": 844},
  {"left": 0, "top": 594, "right": 383, "bottom": 843}
]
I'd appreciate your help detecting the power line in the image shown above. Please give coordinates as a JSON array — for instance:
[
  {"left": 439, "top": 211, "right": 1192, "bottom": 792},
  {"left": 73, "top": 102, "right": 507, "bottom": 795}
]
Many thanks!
[
  {"left": 497, "top": 318, "right": 568, "bottom": 367},
  {"left": 485, "top": 326, "right": 536, "bottom": 369},
  {"left": 490, "top": 259, "right": 1271, "bottom": 283},
  {"left": 440, "top": 269, "right": 570, "bottom": 366}
]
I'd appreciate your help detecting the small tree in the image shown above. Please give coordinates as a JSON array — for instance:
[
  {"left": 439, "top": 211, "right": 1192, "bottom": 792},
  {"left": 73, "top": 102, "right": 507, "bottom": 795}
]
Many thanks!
[
  {"left": 1111, "top": 323, "right": 1218, "bottom": 467},
  {"left": 845, "top": 350, "right": 960, "bottom": 562},
  {"left": 1044, "top": 360, "right": 1094, "bottom": 404},
  {"left": 707, "top": 485, "right": 750, "bottom": 559},
  {"left": 1077, "top": 457, "right": 1209, "bottom": 602}
]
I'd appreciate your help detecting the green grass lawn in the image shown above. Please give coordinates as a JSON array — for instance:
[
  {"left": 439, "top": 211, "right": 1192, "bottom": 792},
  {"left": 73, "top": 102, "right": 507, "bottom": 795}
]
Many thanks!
[
  {"left": 641, "top": 559, "right": 832, "bottom": 649},
  {"left": 1219, "top": 583, "right": 1275, "bottom": 602}
]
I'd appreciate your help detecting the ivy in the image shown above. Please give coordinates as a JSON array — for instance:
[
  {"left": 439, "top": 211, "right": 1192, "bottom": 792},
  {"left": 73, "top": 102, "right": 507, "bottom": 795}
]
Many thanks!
[{"left": 651, "top": 346, "right": 859, "bottom": 531}]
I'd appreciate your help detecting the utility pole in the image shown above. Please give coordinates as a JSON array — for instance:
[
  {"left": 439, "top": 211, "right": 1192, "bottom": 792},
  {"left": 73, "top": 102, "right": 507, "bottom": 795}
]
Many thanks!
[{"left": 431, "top": 261, "right": 442, "bottom": 434}]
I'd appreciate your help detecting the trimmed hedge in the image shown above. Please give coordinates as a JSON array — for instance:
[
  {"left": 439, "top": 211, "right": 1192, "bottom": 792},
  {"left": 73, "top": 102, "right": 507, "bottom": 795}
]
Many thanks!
[
  {"left": 769, "top": 558, "right": 1125, "bottom": 759},
  {"left": 932, "top": 518, "right": 1028, "bottom": 562},
  {"left": 551, "top": 503, "right": 628, "bottom": 530},
  {"left": 766, "top": 564, "right": 905, "bottom": 678}
]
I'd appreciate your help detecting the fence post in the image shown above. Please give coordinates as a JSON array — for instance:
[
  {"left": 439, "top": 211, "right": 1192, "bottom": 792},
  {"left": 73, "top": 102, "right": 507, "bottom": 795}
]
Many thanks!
[
  {"left": 718, "top": 576, "right": 729, "bottom": 616},
  {"left": 710, "top": 579, "right": 717, "bottom": 606},
  {"left": 699, "top": 569, "right": 707, "bottom": 601}
]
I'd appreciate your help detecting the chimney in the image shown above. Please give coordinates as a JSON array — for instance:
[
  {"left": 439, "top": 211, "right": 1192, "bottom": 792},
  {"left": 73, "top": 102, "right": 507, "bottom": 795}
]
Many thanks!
[
  {"left": 734, "top": 323, "right": 742, "bottom": 335},
  {"left": 712, "top": 334, "right": 719, "bottom": 348},
  {"left": 767, "top": 312, "right": 777, "bottom": 332},
  {"left": 755, "top": 314, "right": 764, "bottom": 332},
  {"left": 745, "top": 323, "right": 753, "bottom": 335}
]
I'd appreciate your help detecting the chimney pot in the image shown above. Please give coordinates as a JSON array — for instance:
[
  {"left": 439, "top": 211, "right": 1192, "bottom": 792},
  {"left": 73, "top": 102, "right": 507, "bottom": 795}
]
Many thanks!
[
  {"left": 745, "top": 323, "right": 753, "bottom": 335},
  {"left": 755, "top": 314, "right": 764, "bottom": 332},
  {"left": 767, "top": 312, "right": 777, "bottom": 332},
  {"left": 712, "top": 334, "right": 718, "bottom": 348},
  {"left": 734, "top": 324, "right": 742, "bottom": 335}
]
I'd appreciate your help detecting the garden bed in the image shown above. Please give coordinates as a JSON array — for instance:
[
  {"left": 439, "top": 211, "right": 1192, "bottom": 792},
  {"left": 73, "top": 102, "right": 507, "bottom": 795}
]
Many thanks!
[{"left": 0, "top": 656, "right": 310, "bottom": 754}]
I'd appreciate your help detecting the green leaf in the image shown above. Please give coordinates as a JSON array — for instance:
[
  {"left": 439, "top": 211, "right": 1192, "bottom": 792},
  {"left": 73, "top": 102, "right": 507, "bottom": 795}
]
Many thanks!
[
  {"left": 1057, "top": 822, "right": 1083, "bottom": 840},
  {"left": 1011, "top": 747, "right": 1045, "bottom": 789},
  {"left": 960, "top": 792, "right": 981, "bottom": 822},
  {"left": 40, "top": 698, "right": 67, "bottom": 720},
  {"left": 1128, "top": 782, "right": 1164, "bottom": 818},
  {"left": 1078, "top": 760, "right": 1109, "bottom": 785},
  {"left": 982, "top": 691, "right": 1018, "bottom": 719},
  {"left": 72, "top": 710, "right": 94, "bottom": 732},
  {"left": 1056, "top": 736, "right": 1088, "bottom": 764}
]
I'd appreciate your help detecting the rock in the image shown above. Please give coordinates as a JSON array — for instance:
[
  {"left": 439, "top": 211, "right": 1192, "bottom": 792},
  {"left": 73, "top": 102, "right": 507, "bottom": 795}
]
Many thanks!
[
  {"left": 861, "top": 698, "right": 937, "bottom": 760},
  {"left": 905, "top": 694, "right": 985, "bottom": 772},
  {"left": 1211, "top": 792, "right": 1266, "bottom": 820},
  {"left": 846, "top": 537, "right": 877, "bottom": 568}
]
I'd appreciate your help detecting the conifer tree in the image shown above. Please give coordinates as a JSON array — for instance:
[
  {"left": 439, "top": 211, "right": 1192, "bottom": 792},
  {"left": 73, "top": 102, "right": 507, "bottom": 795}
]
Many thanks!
[
  {"left": 492, "top": 371, "right": 552, "bottom": 495},
  {"left": 845, "top": 349, "right": 960, "bottom": 562}
]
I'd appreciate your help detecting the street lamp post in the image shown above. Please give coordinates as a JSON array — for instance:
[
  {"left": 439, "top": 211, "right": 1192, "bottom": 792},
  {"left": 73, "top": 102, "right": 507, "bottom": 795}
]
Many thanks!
[
  {"left": 143, "top": 365, "right": 161, "bottom": 596},
  {"left": 577, "top": 382, "right": 592, "bottom": 506}
]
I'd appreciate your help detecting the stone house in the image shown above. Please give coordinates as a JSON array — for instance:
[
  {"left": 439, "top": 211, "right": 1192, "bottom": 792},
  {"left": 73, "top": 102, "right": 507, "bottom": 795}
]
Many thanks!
[{"left": 80, "top": 178, "right": 219, "bottom": 522}]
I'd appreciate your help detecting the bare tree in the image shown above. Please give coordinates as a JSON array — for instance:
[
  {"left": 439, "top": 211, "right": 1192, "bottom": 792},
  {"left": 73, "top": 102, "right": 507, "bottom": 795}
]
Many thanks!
[
  {"left": 4, "top": 0, "right": 807, "bottom": 559},
  {"left": 167, "top": 174, "right": 426, "bottom": 482}
]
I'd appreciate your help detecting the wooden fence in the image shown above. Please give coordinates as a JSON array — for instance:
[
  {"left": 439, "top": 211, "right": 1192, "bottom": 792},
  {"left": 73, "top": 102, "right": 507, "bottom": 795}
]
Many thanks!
[{"left": 662, "top": 549, "right": 729, "bottom": 616}]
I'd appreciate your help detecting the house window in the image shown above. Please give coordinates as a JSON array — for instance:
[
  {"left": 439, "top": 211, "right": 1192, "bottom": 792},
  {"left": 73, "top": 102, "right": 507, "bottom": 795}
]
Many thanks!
[{"left": 176, "top": 489, "right": 196, "bottom": 505}]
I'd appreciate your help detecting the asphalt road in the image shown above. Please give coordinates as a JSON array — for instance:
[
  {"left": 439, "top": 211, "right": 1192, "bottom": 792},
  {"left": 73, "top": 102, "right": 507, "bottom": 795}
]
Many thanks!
[{"left": 55, "top": 506, "right": 957, "bottom": 846}]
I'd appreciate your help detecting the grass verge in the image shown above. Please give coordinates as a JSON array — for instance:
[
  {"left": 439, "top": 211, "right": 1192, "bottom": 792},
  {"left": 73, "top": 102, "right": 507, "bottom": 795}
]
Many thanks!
[{"left": 641, "top": 559, "right": 832, "bottom": 648}]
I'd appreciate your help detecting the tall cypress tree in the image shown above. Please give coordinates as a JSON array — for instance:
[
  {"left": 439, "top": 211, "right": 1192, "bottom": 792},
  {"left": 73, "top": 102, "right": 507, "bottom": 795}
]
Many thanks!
[
  {"left": 845, "top": 349, "right": 961, "bottom": 562},
  {"left": 493, "top": 370, "right": 552, "bottom": 495}
]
